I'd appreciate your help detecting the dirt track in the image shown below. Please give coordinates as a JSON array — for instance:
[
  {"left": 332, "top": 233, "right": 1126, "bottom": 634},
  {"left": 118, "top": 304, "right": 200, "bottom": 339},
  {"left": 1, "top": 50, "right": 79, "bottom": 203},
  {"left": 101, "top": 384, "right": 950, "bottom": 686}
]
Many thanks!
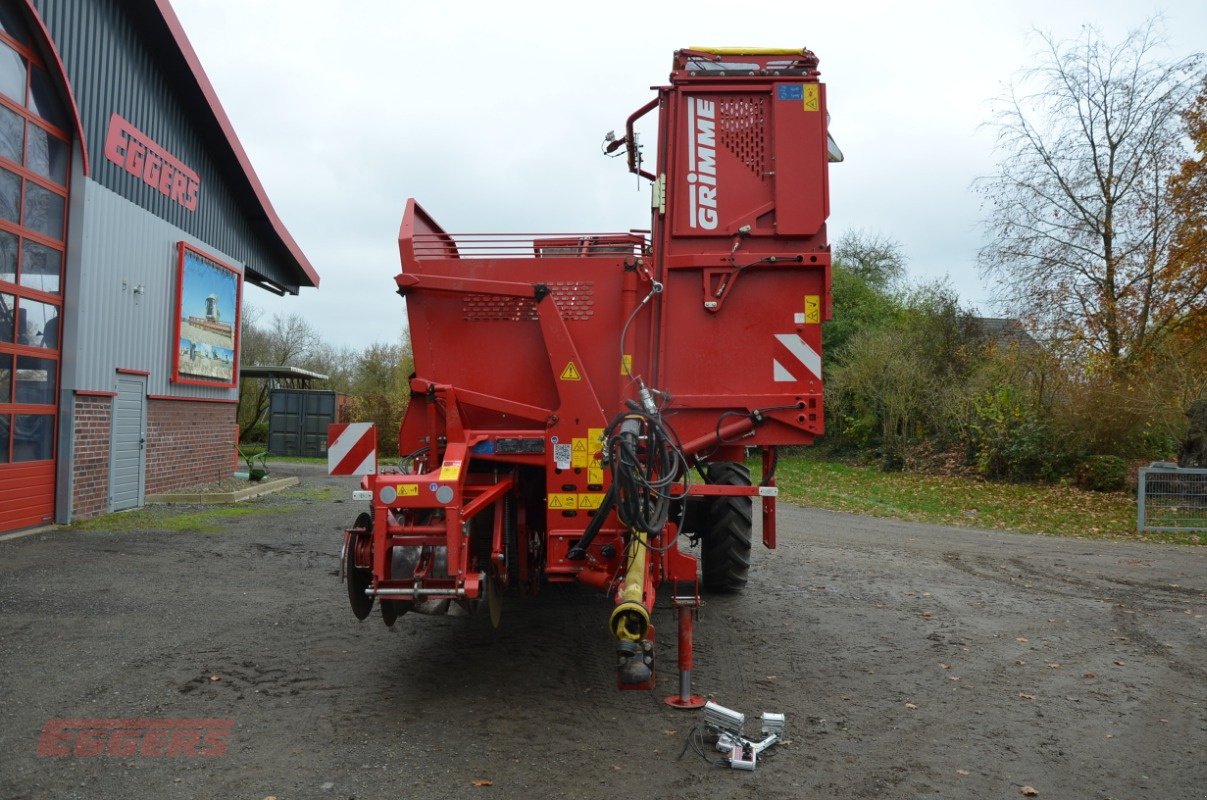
[{"left": 1, "top": 464, "right": 1204, "bottom": 800}]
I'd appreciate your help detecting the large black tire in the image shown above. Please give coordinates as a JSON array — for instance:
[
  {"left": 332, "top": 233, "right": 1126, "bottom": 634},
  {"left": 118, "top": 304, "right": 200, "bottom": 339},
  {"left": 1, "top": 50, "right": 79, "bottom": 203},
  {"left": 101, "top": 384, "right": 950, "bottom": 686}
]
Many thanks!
[{"left": 700, "top": 462, "right": 752, "bottom": 593}]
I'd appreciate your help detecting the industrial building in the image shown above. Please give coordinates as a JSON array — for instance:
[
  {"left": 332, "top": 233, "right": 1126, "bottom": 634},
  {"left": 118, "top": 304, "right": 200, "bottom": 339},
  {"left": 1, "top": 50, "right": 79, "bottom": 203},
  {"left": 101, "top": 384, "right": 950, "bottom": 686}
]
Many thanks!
[{"left": 0, "top": 0, "right": 318, "bottom": 532}]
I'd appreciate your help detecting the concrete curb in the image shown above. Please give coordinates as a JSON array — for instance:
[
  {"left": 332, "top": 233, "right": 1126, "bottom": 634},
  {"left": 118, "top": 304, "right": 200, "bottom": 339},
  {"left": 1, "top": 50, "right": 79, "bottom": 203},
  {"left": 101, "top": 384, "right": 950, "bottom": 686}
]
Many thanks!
[
  {"left": 146, "top": 476, "right": 300, "bottom": 504},
  {"left": 0, "top": 525, "right": 58, "bottom": 542}
]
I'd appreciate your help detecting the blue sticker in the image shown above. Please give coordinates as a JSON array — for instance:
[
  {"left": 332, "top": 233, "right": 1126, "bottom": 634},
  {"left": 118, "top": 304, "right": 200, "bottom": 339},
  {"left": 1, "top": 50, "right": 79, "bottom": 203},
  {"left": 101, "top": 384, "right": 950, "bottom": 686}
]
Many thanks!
[
  {"left": 777, "top": 84, "right": 804, "bottom": 101},
  {"left": 428, "top": 482, "right": 438, "bottom": 492},
  {"left": 550, "top": 436, "right": 559, "bottom": 444}
]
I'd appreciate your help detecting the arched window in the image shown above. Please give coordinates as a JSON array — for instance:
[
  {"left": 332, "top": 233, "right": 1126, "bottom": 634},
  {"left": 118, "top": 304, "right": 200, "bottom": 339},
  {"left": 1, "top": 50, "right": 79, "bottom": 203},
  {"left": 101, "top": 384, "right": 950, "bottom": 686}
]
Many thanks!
[{"left": 0, "top": 2, "right": 69, "bottom": 465}]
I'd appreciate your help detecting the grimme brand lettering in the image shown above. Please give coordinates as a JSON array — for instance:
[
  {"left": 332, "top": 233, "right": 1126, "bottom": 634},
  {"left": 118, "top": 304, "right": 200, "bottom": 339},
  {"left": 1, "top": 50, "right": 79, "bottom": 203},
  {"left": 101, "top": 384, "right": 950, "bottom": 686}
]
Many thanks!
[
  {"left": 686, "top": 97, "right": 718, "bottom": 230},
  {"left": 104, "top": 114, "right": 201, "bottom": 211}
]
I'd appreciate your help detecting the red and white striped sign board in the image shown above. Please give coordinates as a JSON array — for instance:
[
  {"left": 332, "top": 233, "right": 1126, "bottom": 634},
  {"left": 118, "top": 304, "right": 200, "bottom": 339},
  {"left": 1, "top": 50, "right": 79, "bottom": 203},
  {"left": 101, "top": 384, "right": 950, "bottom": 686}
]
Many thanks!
[{"left": 327, "top": 423, "right": 377, "bottom": 476}]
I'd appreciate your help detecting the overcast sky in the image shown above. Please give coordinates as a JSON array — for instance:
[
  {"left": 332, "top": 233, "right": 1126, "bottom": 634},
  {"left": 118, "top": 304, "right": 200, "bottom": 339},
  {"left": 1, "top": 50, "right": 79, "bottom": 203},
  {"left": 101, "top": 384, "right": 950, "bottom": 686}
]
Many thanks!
[{"left": 170, "top": 0, "right": 1207, "bottom": 352}]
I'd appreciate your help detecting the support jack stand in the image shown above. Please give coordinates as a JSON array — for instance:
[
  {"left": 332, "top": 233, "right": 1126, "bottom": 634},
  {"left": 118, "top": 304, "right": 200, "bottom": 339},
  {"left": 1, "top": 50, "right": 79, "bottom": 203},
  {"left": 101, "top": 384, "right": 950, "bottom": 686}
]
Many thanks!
[{"left": 664, "top": 599, "right": 705, "bottom": 709}]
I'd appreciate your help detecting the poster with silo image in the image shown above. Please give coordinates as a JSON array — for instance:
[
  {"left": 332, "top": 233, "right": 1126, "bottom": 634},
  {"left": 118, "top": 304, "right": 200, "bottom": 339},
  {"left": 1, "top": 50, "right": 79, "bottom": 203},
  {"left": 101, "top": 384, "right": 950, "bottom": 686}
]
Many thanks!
[{"left": 172, "top": 242, "right": 241, "bottom": 388}]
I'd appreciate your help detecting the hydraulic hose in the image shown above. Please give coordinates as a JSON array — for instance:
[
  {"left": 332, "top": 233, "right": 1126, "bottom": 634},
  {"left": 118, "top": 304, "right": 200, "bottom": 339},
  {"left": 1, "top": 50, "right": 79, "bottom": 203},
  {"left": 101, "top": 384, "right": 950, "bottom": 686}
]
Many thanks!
[{"left": 565, "top": 485, "right": 616, "bottom": 561}]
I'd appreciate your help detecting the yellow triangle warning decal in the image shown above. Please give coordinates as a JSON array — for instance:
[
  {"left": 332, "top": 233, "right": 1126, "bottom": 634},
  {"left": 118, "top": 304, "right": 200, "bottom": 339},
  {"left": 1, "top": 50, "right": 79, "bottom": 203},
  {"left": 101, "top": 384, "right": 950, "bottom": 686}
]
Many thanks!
[{"left": 560, "top": 361, "right": 582, "bottom": 381}]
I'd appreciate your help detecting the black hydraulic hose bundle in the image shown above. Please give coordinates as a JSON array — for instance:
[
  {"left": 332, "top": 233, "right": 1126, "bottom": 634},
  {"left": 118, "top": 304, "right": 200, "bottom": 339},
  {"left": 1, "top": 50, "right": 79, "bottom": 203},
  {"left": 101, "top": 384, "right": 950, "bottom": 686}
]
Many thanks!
[
  {"left": 565, "top": 402, "right": 684, "bottom": 561},
  {"left": 610, "top": 416, "right": 670, "bottom": 535},
  {"left": 607, "top": 403, "right": 683, "bottom": 536},
  {"left": 565, "top": 486, "right": 615, "bottom": 560}
]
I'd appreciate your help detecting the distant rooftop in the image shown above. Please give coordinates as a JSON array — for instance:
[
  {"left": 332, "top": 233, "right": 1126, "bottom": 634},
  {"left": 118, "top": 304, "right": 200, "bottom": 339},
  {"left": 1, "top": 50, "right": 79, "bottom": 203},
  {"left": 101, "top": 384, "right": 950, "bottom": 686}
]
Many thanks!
[
  {"left": 239, "top": 366, "right": 328, "bottom": 388},
  {"left": 973, "top": 317, "right": 1040, "bottom": 350}
]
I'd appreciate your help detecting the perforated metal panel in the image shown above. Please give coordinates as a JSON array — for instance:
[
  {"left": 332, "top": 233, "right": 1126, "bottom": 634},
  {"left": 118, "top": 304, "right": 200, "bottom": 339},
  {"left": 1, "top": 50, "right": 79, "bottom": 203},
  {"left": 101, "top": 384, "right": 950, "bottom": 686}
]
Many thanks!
[
  {"left": 463, "top": 296, "right": 537, "bottom": 322},
  {"left": 462, "top": 282, "right": 595, "bottom": 322},
  {"left": 718, "top": 96, "right": 768, "bottom": 180},
  {"left": 548, "top": 281, "right": 595, "bottom": 321}
]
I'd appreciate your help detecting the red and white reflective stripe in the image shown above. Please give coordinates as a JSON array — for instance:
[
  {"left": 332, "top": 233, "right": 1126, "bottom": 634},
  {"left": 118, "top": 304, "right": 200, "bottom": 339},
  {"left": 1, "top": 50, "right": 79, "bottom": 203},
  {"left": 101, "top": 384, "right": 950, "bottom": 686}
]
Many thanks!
[
  {"left": 772, "top": 333, "right": 821, "bottom": 382},
  {"left": 327, "top": 423, "right": 377, "bottom": 476}
]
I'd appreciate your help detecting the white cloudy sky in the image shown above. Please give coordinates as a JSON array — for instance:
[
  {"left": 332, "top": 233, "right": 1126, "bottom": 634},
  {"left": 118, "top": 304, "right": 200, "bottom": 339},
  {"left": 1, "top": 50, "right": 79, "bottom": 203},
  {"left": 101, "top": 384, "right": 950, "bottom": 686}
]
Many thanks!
[{"left": 171, "top": 0, "right": 1207, "bottom": 352}]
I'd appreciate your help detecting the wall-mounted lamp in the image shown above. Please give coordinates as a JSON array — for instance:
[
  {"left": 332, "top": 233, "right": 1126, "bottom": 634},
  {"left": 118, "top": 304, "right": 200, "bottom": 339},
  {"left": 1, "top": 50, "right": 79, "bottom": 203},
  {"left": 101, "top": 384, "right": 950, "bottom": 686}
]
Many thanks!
[{"left": 256, "top": 277, "right": 286, "bottom": 296}]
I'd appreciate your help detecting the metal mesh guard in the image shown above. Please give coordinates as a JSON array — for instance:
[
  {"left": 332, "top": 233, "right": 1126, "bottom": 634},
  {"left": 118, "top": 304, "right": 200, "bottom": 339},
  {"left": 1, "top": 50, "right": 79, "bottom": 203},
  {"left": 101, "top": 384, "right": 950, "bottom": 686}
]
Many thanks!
[{"left": 463, "top": 282, "right": 595, "bottom": 322}]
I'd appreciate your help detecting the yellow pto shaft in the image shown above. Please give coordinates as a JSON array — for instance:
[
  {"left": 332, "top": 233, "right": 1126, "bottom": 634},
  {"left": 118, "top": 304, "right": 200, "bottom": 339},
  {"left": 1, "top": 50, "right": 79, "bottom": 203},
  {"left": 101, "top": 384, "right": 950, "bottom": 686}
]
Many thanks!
[{"left": 609, "top": 530, "right": 651, "bottom": 641}]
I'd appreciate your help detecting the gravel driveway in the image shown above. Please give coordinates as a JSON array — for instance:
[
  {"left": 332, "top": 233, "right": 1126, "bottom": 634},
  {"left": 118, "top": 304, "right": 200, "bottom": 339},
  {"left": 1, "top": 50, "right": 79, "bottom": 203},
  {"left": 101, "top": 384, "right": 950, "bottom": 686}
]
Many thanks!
[{"left": 1, "top": 464, "right": 1204, "bottom": 799}]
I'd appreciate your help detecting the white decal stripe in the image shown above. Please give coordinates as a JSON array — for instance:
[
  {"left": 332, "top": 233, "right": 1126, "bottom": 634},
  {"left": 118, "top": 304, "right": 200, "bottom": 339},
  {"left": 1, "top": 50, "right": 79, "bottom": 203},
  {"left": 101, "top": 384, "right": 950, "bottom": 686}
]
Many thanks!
[
  {"left": 687, "top": 98, "right": 696, "bottom": 172},
  {"left": 773, "top": 359, "right": 795, "bottom": 382},
  {"left": 687, "top": 98, "right": 697, "bottom": 226},
  {"left": 351, "top": 451, "right": 376, "bottom": 477},
  {"left": 328, "top": 422, "right": 374, "bottom": 467},
  {"left": 775, "top": 334, "right": 821, "bottom": 379}
]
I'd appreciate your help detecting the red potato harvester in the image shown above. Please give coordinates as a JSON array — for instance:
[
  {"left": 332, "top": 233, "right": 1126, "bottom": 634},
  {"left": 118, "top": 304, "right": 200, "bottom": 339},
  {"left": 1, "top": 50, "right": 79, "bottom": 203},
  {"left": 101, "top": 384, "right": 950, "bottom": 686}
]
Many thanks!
[{"left": 336, "top": 47, "right": 842, "bottom": 704}]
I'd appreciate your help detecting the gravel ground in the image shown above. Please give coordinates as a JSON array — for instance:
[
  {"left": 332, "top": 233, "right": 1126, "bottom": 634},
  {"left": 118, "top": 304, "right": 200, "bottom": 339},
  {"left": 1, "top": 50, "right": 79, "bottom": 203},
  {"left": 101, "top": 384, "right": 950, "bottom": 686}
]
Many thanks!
[{"left": 1, "top": 463, "right": 1204, "bottom": 800}]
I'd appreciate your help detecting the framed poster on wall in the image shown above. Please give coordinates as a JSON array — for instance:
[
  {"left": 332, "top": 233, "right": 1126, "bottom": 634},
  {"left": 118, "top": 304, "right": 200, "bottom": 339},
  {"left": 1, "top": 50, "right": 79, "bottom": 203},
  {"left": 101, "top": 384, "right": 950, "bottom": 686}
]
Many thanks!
[{"left": 172, "top": 242, "right": 242, "bottom": 388}]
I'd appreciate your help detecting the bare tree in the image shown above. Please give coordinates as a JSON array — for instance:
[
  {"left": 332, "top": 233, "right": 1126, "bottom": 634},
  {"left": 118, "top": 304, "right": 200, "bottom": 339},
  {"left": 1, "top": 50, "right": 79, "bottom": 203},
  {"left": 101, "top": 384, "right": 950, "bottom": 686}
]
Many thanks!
[
  {"left": 833, "top": 229, "right": 906, "bottom": 290},
  {"left": 977, "top": 20, "right": 1203, "bottom": 368},
  {"left": 236, "top": 304, "right": 321, "bottom": 440}
]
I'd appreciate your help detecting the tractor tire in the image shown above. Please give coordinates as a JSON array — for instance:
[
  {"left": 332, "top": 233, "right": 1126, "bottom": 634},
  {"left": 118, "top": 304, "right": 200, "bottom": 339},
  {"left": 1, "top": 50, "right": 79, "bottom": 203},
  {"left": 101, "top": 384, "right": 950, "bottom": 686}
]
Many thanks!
[{"left": 700, "top": 461, "right": 753, "bottom": 593}]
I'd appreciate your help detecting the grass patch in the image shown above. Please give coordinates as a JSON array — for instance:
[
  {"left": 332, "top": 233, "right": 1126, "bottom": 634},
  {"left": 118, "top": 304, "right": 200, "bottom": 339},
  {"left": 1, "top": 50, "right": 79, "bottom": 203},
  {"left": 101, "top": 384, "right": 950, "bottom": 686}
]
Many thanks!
[
  {"left": 66, "top": 481, "right": 332, "bottom": 535},
  {"left": 289, "top": 485, "right": 343, "bottom": 502},
  {"left": 67, "top": 504, "right": 270, "bottom": 534},
  {"left": 263, "top": 455, "right": 329, "bottom": 465},
  {"left": 761, "top": 453, "right": 1200, "bottom": 545},
  {"left": 237, "top": 445, "right": 327, "bottom": 466}
]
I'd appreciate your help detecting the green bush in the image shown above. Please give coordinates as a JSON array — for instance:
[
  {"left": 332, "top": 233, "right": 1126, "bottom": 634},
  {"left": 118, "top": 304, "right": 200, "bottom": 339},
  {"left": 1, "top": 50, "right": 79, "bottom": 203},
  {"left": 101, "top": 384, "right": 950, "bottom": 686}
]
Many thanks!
[
  {"left": 1073, "top": 455, "right": 1127, "bottom": 492},
  {"left": 346, "top": 393, "right": 407, "bottom": 457},
  {"left": 968, "top": 385, "right": 1077, "bottom": 481},
  {"left": 242, "top": 422, "right": 268, "bottom": 445}
]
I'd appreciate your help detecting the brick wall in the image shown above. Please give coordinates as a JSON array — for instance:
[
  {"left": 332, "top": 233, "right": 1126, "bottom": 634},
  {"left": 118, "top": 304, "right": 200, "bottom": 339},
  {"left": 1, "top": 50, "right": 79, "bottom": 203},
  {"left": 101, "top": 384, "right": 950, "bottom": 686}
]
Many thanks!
[
  {"left": 71, "top": 395, "right": 112, "bottom": 520},
  {"left": 146, "top": 399, "right": 237, "bottom": 494}
]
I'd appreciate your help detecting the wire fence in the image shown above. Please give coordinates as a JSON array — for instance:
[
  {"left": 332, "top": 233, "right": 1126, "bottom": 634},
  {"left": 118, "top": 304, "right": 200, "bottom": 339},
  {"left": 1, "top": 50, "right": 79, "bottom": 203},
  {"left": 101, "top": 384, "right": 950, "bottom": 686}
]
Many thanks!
[{"left": 1137, "top": 465, "right": 1207, "bottom": 533}]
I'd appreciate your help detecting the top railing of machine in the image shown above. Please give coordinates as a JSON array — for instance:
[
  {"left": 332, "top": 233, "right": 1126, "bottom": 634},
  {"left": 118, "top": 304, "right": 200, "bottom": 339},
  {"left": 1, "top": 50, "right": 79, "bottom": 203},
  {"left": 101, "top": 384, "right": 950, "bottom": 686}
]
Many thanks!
[
  {"left": 673, "top": 47, "right": 820, "bottom": 78},
  {"left": 408, "top": 232, "right": 649, "bottom": 260}
]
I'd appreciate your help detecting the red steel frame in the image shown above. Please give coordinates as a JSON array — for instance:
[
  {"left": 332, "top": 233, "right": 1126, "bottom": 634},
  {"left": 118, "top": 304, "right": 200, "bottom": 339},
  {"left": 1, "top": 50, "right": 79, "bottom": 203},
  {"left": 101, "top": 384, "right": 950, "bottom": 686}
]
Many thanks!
[
  {"left": 0, "top": 23, "right": 73, "bottom": 532},
  {"left": 345, "top": 47, "right": 834, "bottom": 696}
]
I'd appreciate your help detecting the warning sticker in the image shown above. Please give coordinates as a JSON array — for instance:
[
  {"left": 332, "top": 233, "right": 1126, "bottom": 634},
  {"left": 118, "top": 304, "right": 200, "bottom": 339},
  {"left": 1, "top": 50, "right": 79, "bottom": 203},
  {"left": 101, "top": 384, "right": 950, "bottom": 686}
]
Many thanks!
[
  {"left": 804, "top": 295, "right": 821, "bottom": 324},
  {"left": 587, "top": 428, "right": 604, "bottom": 452},
  {"left": 553, "top": 442, "right": 572, "bottom": 469},
  {"left": 547, "top": 493, "right": 578, "bottom": 510},
  {"left": 571, "top": 438, "right": 588, "bottom": 468},
  {"left": 577, "top": 493, "right": 606, "bottom": 510},
  {"left": 587, "top": 428, "right": 604, "bottom": 482},
  {"left": 439, "top": 461, "right": 462, "bottom": 481},
  {"left": 398, "top": 484, "right": 419, "bottom": 497},
  {"left": 560, "top": 361, "right": 582, "bottom": 381},
  {"left": 620, "top": 354, "right": 633, "bottom": 376},
  {"left": 804, "top": 84, "right": 819, "bottom": 112}
]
